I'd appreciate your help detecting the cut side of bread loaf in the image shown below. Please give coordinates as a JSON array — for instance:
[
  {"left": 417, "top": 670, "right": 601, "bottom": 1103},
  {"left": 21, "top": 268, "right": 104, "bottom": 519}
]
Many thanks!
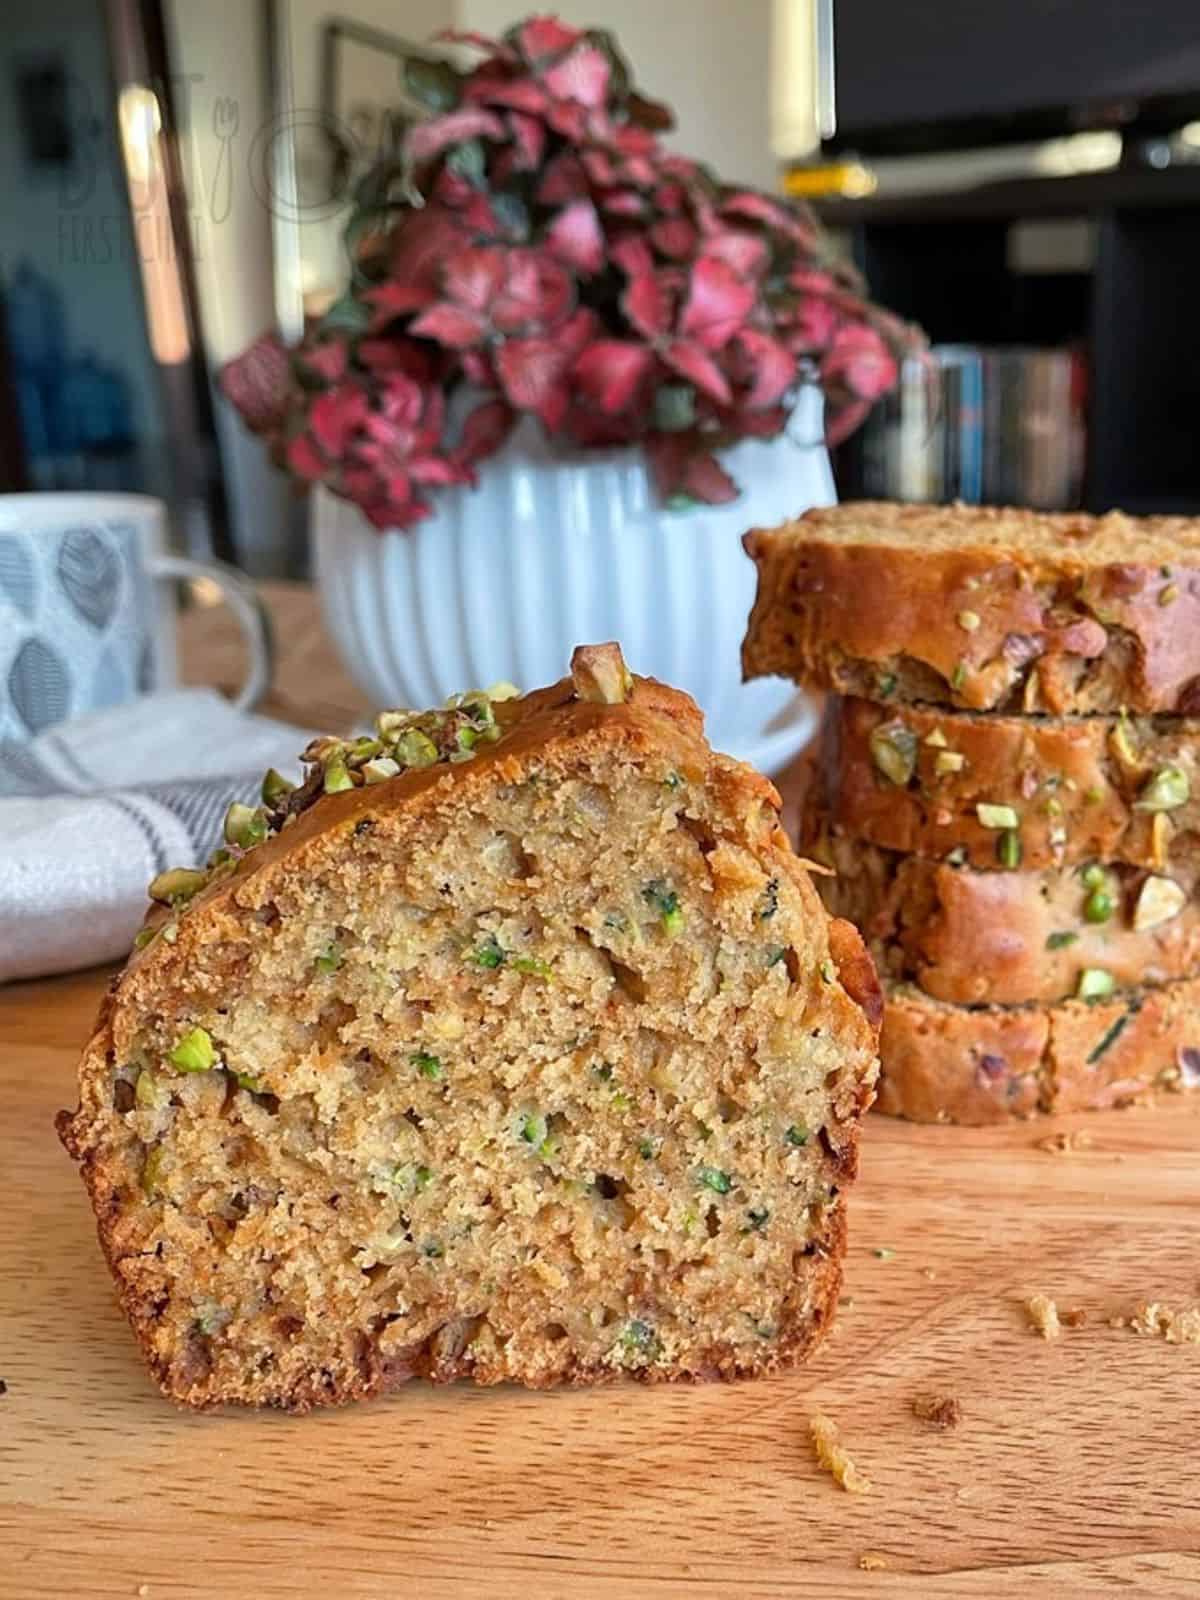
[
  {"left": 880, "top": 976, "right": 1200, "bottom": 1125},
  {"left": 58, "top": 646, "right": 880, "bottom": 1410},
  {"left": 743, "top": 502, "right": 1200, "bottom": 715},
  {"left": 808, "top": 813, "right": 1200, "bottom": 1006},
  {"left": 816, "top": 696, "right": 1200, "bottom": 872}
]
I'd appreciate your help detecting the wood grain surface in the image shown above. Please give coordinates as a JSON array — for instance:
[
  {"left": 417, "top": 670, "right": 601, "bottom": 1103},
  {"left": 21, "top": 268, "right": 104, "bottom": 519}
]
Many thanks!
[{"left": 4, "top": 585, "right": 1200, "bottom": 1597}]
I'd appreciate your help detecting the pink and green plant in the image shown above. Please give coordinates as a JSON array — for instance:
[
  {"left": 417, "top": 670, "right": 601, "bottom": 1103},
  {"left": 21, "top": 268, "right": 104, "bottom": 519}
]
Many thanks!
[{"left": 221, "top": 14, "right": 922, "bottom": 530}]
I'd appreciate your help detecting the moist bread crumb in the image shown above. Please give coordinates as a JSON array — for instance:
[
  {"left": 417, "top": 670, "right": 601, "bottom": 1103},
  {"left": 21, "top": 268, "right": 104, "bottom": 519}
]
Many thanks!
[
  {"left": 1025, "top": 1294, "right": 1062, "bottom": 1340},
  {"left": 911, "top": 1394, "right": 962, "bottom": 1428},
  {"left": 810, "top": 1411, "right": 872, "bottom": 1492},
  {"left": 859, "top": 1552, "right": 889, "bottom": 1571},
  {"left": 57, "top": 645, "right": 880, "bottom": 1409},
  {"left": 1127, "top": 1302, "right": 1200, "bottom": 1344}
]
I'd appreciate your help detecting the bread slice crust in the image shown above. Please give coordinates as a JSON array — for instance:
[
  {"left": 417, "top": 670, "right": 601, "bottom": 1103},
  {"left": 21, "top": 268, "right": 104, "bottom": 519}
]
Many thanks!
[
  {"left": 58, "top": 658, "right": 880, "bottom": 1409},
  {"left": 743, "top": 502, "right": 1200, "bottom": 715}
]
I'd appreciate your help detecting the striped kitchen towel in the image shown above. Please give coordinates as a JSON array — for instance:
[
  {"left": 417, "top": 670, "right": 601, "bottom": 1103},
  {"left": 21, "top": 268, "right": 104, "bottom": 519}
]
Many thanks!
[{"left": 0, "top": 689, "right": 319, "bottom": 982}]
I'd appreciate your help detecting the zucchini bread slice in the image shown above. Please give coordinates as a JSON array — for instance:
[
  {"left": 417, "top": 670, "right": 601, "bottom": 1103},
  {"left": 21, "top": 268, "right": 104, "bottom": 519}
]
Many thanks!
[
  {"left": 879, "top": 975, "right": 1200, "bottom": 1125},
  {"left": 58, "top": 645, "right": 880, "bottom": 1410},
  {"left": 743, "top": 502, "right": 1200, "bottom": 715},
  {"left": 817, "top": 696, "right": 1200, "bottom": 873},
  {"left": 807, "top": 812, "right": 1200, "bottom": 1006}
]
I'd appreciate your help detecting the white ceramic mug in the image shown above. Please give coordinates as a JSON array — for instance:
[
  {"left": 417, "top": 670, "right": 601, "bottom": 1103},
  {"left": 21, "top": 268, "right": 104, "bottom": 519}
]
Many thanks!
[{"left": 0, "top": 493, "right": 270, "bottom": 741}]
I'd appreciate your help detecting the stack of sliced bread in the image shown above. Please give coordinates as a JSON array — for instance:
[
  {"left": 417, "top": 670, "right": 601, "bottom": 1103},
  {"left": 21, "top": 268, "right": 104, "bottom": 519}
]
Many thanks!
[{"left": 743, "top": 501, "right": 1200, "bottom": 1124}]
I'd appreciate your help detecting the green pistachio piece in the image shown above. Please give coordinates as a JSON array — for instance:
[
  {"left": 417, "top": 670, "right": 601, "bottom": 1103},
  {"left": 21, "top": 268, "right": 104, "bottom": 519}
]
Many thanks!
[
  {"left": 133, "top": 925, "right": 158, "bottom": 951},
  {"left": 323, "top": 759, "right": 354, "bottom": 794},
  {"left": 697, "top": 1166, "right": 732, "bottom": 1194},
  {"left": 411, "top": 1051, "right": 444, "bottom": 1081},
  {"left": 637, "top": 1137, "right": 657, "bottom": 1159},
  {"left": 868, "top": 722, "right": 919, "bottom": 786},
  {"left": 1081, "top": 863, "right": 1108, "bottom": 889},
  {"left": 1132, "top": 875, "right": 1186, "bottom": 931},
  {"left": 486, "top": 681, "right": 520, "bottom": 702},
  {"left": 1077, "top": 968, "right": 1116, "bottom": 1000},
  {"left": 141, "top": 1144, "right": 166, "bottom": 1199},
  {"left": 642, "top": 880, "right": 683, "bottom": 936},
  {"left": 976, "top": 803, "right": 1020, "bottom": 829},
  {"left": 519, "top": 1111, "right": 549, "bottom": 1147},
  {"left": 315, "top": 944, "right": 342, "bottom": 975},
  {"left": 468, "top": 934, "right": 506, "bottom": 969},
  {"left": 951, "top": 661, "right": 968, "bottom": 691},
  {"left": 224, "top": 802, "right": 269, "bottom": 850},
  {"left": 511, "top": 955, "right": 553, "bottom": 978},
  {"left": 361, "top": 756, "right": 400, "bottom": 784},
  {"left": 935, "top": 750, "right": 966, "bottom": 775},
  {"left": 996, "top": 829, "right": 1022, "bottom": 869},
  {"left": 148, "top": 867, "right": 207, "bottom": 905},
  {"left": 394, "top": 729, "right": 439, "bottom": 769},
  {"left": 1083, "top": 887, "right": 1114, "bottom": 923},
  {"left": 876, "top": 672, "right": 897, "bottom": 698},
  {"left": 170, "top": 1026, "right": 218, "bottom": 1073},
  {"left": 1046, "top": 931, "right": 1078, "bottom": 950},
  {"left": 261, "top": 767, "right": 296, "bottom": 807},
  {"left": 571, "top": 642, "right": 633, "bottom": 704},
  {"left": 785, "top": 1123, "right": 809, "bottom": 1147},
  {"left": 957, "top": 609, "right": 981, "bottom": 632},
  {"left": 135, "top": 1068, "right": 162, "bottom": 1108},
  {"left": 1135, "top": 765, "right": 1190, "bottom": 813}
]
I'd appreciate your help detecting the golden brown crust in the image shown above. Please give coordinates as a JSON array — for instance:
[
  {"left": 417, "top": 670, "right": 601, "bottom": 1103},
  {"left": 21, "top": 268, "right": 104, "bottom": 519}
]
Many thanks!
[
  {"left": 878, "top": 976, "right": 1200, "bottom": 1124},
  {"left": 59, "top": 662, "right": 878, "bottom": 1408},
  {"left": 817, "top": 697, "right": 1200, "bottom": 872},
  {"left": 743, "top": 502, "right": 1200, "bottom": 715},
  {"left": 808, "top": 812, "right": 1200, "bottom": 1006}
]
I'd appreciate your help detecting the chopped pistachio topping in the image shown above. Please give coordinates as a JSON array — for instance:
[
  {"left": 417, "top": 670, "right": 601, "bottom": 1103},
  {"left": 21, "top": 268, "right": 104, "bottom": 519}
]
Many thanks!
[
  {"left": 1046, "top": 931, "right": 1078, "bottom": 950},
  {"left": 1160, "top": 582, "right": 1180, "bottom": 607},
  {"left": 945, "top": 845, "right": 967, "bottom": 867},
  {"left": 951, "top": 660, "right": 968, "bottom": 691},
  {"left": 141, "top": 1144, "right": 165, "bottom": 1199},
  {"left": 745, "top": 1207, "right": 770, "bottom": 1232},
  {"left": 785, "top": 1122, "right": 810, "bottom": 1147},
  {"left": 361, "top": 756, "right": 401, "bottom": 784},
  {"left": 638, "top": 1137, "right": 657, "bottom": 1159},
  {"left": 260, "top": 767, "right": 296, "bottom": 807},
  {"left": 996, "top": 829, "right": 1022, "bottom": 869},
  {"left": 875, "top": 672, "right": 897, "bottom": 698},
  {"left": 820, "top": 957, "right": 836, "bottom": 982},
  {"left": 1133, "top": 875, "right": 1186, "bottom": 931},
  {"left": 1083, "top": 886, "right": 1114, "bottom": 924},
  {"left": 935, "top": 750, "right": 966, "bottom": 776},
  {"left": 957, "top": 609, "right": 981, "bottom": 632},
  {"left": 148, "top": 867, "right": 207, "bottom": 905},
  {"left": 486, "top": 680, "right": 520, "bottom": 702},
  {"left": 924, "top": 728, "right": 948, "bottom": 748},
  {"left": 1135, "top": 765, "right": 1190, "bottom": 813},
  {"left": 135, "top": 1068, "right": 162, "bottom": 1108},
  {"left": 468, "top": 933, "right": 506, "bottom": 969},
  {"left": 1077, "top": 967, "right": 1116, "bottom": 1001},
  {"left": 412, "top": 1051, "right": 444, "bottom": 1080},
  {"left": 570, "top": 642, "right": 633, "bottom": 704},
  {"left": 868, "top": 722, "right": 919, "bottom": 786},
  {"left": 170, "top": 1026, "right": 217, "bottom": 1073},
  {"left": 392, "top": 728, "right": 439, "bottom": 768},
  {"left": 323, "top": 758, "right": 354, "bottom": 794},
  {"left": 976, "top": 803, "right": 1019, "bottom": 830},
  {"left": 697, "top": 1166, "right": 732, "bottom": 1194},
  {"left": 511, "top": 954, "right": 554, "bottom": 978},
  {"left": 519, "top": 1111, "right": 549, "bottom": 1147},
  {"left": 224, "top": 802, "right": 268, "bottom": 850},
  {"left": 133, "top": 925, "right": 158, "bottom": 950}
]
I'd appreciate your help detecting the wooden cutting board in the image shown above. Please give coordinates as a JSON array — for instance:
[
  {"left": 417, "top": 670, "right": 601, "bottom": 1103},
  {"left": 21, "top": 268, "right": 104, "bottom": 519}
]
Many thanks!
[{"left": 4, "top": 966, "right": 1200, "bottom": 1598}]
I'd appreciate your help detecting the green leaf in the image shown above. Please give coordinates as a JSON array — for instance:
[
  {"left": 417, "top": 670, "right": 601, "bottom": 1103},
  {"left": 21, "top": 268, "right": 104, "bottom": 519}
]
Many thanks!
[
  {"left": 402, "top": 56, "right": 463, "bottom": 113},
  {"left": 491, "top": 191, "right": 530, "bottom": 241},
  {"left": 445, "top": 139, "right": 486, "bottom": 187},
  {"left": 318, "top": 292, "right": 371, "bottom": 335},
  {"left": 653, "top": 383, "right": 696, "bottom": 433}
]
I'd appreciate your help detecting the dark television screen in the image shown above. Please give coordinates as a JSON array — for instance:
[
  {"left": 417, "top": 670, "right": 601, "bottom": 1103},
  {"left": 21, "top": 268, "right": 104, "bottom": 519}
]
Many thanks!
[{"left": 826, "top": 0, "right": 1200, "bottom": 154}]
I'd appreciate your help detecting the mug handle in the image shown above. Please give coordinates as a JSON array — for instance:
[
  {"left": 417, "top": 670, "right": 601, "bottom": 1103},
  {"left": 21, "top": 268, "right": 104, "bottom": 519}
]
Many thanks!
[{"left": 149, "top": 554, "right": 274, "bottom": 714}]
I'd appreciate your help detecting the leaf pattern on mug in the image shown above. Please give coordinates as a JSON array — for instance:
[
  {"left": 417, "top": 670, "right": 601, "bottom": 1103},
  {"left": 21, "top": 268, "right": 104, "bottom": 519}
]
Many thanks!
[
  {"left": 8, "top": 636, "right": 72, "bottom": 734},
  {"left": 91, "top": 644, "right": 129, "bottom": 710},
  {"left": 58, "top": 526, "right": 120, "bottom": 630},
  {"left": 0, "top": 534, "right": 36, "bottom": 618}
]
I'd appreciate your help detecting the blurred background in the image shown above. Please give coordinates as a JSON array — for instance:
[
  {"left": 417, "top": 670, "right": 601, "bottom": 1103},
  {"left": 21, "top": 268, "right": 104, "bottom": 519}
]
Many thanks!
[{"left": 1, "top": 0, "right": 1199, "bottom": 576}]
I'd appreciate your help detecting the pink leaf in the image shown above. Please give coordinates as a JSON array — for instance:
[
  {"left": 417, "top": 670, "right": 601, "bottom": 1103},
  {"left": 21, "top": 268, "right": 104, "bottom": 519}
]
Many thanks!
[
  {"left": 287, "top": 432, "right": 327, "bottom": 481},
  {"left": 573, "top": 341, "right": 654, "bottom": 414},
  {"left": 663, "top": 341, "right": 732, "bottom": 404},
  {"left": 545, "top": 199, "right": 604, "bottom": 274},
  {"left": 455, "top": 398, "right": 516, "bottom": 465},
  {"left": 495, "top": 337, "right": 570, "bottom": 429},
  {"left": 680, "top": 450, "right": 739, "bottom": 504},
  {"left": 704, "top": 230, "right": 769, "bottom": 278},
  {"left": 442, "top": 247, "right": 506, "bottom": 311},
  {"left": 537, "top": 152, "right": 588, "bottom": 204},
  {"left": 466, "top": 76, "right": 549, "bottom": 114},
  {"left": 581, "top": 148, "right": 618, "bottom": 186},
  {"left": 460, "top": 348, "right": 498, "bottom": 388},
  {"left": 508, "top": 110, "right": 547, "bottom": 170},
  {"left": 408, "top": 455, "right": 468, "bottom": 486},
  {"left": 516, "top": 15, "right": 583, "bottom": 63},
  {"left": 355, "top": 339, "right": 434, "bottom": 379},
  {"left": 301, "top": 339, "right": 348, "bottom": 385},
  {"left": 650, "top": 218, "right": 698, "bottom": 260},
  {"left": 219, "top": 332, "right": 291, "bottom": 432},
  {"left": 544, "top": 99, "right": 589, "bottom": 141},
  {"left": 822, "top": 324, "right": 898, "bottom": 403},
  {"left": 785, "top": 296, "right": 840, "bottom": 354},
  {"left": 611, "top": 236, "right": 654, "bottom": 280},
  {"left": 598, "top": 189, "right": 645, "bottom": 218},
  {"left": 721, "top": 190, "right": 814, "bottom": 245},
  {"left": 409, "top": 302, "right": 488, "bottom": 348},
  {"left": 680, "top": 256, "right": 755, "bottom": 350},
  {"left": 406, "top": 107, "right": 505, "bottom": 165},
  {"left": 737, "top": 329, "right": 796, "bottom": 409},
  {"left": 309, "top": 385, "right": 367, "bottom": 456},
  {"left": 543, "top": 43, "right": 610, "bottom": 107},
  {"left": 365, "top": 281, "right": 435, "bottom": 330},
  {"left": 493, "top": 250, "right": 574, "bottom": 333}
]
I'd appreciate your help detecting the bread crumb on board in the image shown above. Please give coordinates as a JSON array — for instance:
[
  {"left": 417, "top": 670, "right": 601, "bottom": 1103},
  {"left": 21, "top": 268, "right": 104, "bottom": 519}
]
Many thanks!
[
  {"left": 1121, "top": 1302, "right": 1200, "bottom": 1344},
  {"left": 810, "top": 1412, "right": 872, "bottom": 1493},
  {"left": 912, "top": 1394, "right": 962, "bottom": 1428},
  {"left": 1059, "top": 1307, "right": 1088, "bottom": 1329},
  {"left": 1034, "top": 1130, "right": 1094, "bottom": 1155},
  {"left": 859, "top": 1552, "right": 889, "bottom": 1571},
  {"left": 1025, "top": 1294, "right": 1062, "bottom": 1340}
]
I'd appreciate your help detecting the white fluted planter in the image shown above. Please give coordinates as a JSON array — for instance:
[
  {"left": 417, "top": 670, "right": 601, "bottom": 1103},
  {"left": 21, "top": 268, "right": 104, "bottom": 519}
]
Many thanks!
[{"left": 313, "top": 386, "right": 834, "bottom": 772}]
